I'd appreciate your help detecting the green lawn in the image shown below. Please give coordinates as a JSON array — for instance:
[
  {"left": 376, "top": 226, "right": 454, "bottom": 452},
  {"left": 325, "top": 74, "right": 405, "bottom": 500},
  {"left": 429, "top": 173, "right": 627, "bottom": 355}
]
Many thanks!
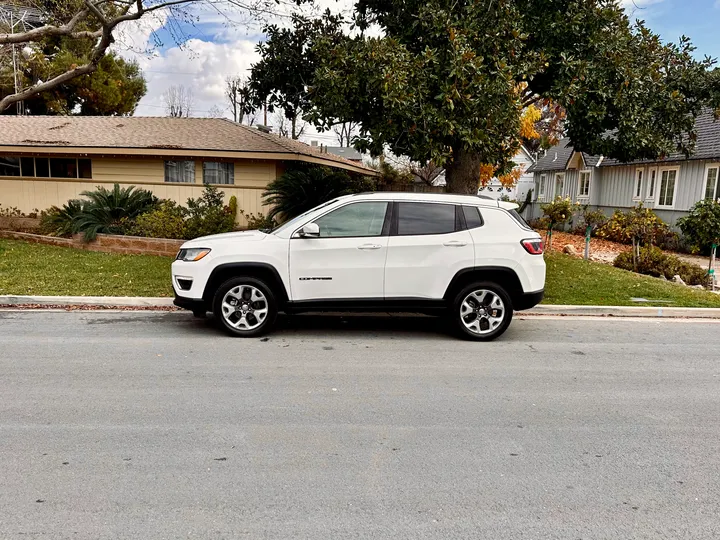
[
  {"left": 1, "top": 239, "right": 720, "bottom": 307},
  {"left": 544, "top": 252, "right": 720, "bottom": 308},
  {"left": 0, "top": 239, "right": 173, "bottom": 297}
]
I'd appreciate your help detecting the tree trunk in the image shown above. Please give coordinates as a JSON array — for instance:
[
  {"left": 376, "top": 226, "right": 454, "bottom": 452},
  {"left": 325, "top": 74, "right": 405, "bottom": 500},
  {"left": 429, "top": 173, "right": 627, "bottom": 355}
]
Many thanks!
[{"left": 445, "top": 145, "right": 482, "bottom": 194}]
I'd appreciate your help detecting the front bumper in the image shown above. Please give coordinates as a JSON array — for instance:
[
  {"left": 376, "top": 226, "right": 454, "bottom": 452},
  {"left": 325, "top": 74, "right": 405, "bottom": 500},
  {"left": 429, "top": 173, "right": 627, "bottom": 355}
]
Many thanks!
[
  {"left": 514, "top": 289, "right": 544, "bottom": 311},
  {"left": 173, "top": 295, "right": 208, "bottom": 313}
]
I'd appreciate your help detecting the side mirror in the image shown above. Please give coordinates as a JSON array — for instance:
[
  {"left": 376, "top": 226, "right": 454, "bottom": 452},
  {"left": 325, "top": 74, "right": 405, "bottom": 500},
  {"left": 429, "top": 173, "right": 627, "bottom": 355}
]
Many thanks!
[{"left": 298, "top": 222, "right": 320, "bottom": 238}]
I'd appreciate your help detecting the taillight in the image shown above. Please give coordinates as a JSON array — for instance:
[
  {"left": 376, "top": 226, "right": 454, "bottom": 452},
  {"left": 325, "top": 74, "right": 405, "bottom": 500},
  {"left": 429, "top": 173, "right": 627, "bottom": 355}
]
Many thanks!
[{"left": 521, "top": 238, "right": 544, "bottom": 255}]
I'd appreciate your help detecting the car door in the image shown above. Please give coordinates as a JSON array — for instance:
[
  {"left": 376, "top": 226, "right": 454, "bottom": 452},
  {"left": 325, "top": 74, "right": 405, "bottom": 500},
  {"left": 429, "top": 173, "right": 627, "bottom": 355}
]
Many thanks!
[
  {"left": 384, "top": 201, "right": 475, "bottom": 299},
  {"left": 289, "top": 200, "right": 390, "bottom": 301}
]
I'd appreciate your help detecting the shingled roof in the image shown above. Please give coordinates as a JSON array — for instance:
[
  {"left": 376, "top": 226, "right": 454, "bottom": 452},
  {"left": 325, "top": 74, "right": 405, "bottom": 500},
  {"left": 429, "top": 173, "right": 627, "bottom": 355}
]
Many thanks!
[
  {"left": 529, "top": 109, "right": 720, "bottom": 172},
  {"left": 0, "top": 116, "right": 377, "bottom": 175}
]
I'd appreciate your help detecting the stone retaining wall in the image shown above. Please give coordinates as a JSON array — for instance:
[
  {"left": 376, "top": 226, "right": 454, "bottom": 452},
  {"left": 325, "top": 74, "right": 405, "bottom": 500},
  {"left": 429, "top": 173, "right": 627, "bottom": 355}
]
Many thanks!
[{"left": 0, "top": 230, "right": 183, "bottom": 257}]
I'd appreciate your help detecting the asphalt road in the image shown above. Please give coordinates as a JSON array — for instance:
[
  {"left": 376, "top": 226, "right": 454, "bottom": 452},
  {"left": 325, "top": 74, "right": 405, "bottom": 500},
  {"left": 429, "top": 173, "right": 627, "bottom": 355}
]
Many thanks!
[{"left": 1, "top": 311, "right": 719, "bottom": 540}]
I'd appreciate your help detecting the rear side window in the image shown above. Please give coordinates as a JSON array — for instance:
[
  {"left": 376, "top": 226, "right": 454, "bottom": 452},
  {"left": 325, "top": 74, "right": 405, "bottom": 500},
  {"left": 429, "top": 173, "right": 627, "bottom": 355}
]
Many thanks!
[
  {"left": 508, "top": 209, "right": 532, "bottom": 230},
  {"left": 462, "top": 206, "right": 484, "bottom": 229},
  {"left": 396, "top": 202, "right": 456, "bottom": 236}
]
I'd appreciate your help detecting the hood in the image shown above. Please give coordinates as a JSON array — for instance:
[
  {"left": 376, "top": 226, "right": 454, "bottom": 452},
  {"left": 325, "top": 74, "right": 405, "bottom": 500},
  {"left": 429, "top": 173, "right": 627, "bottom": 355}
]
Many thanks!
[{"left": 181, "top": 230, "right": 268, "bottom": 248}]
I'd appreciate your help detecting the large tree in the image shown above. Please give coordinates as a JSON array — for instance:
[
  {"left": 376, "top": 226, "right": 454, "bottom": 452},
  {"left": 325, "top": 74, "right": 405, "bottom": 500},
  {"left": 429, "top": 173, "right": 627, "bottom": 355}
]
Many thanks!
[
  {"left": 247, "top": 11, "right": 346, "bottom": 139},
  {"left": 306, "top": 0, "right": 719, "bottom": 194},
  {"left": 0, "top": 0, "right": 310, "bottom": 113}
]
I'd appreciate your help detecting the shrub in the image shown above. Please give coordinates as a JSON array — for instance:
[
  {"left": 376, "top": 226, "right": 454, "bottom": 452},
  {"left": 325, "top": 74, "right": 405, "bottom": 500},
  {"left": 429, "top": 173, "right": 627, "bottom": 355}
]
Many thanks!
[
  {"left": 0, "top": 203, "right": 22, "bottom": 218},
  {"left": 263, "top": 165, "right": 374, "bottom": 223},
  {"left": 596, "top": 204, "right": 676, "bottom": 249},
  {"left": 677, "top": 200, "right": 720, "bottom": 256},
  {"left": 241, "top": 211, "right": 277, "bottom": 231},
  {"left": 540, "top": 196, "right": 578, "bottom": 229},
  {"left": 614, "top": 246, "right": 708, "bottom": 286},
  {"left": 73, "top": 184, "right": 159, "bottom": 241},
  {"left": 184, "top": 185, "right": 236, "bottom": 239},
  {"left": 131, "top": 200, "right": 188, "bottom": 239},
  {"left": 38, "top": 200, "right": 85, "bottom": 237},
  {"left": 571, "top": 207, "right": 608, "bottom": 236},
  {"left": 527, "top": 216, "right": 550, "bottom": 230}
]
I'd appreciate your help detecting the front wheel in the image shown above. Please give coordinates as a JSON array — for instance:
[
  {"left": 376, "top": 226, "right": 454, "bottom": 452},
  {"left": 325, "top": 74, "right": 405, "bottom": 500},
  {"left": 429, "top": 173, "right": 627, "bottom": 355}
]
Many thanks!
[
  {"left": 452, "top": 282, "right": 513, "bottom": 341},
  {"left": 213, "top": 277, "right": 277, "bottom": 338}
]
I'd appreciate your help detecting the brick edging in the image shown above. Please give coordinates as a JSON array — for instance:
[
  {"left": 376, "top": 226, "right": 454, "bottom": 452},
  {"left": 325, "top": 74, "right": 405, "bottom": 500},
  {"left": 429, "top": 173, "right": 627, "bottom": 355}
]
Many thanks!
[{"left": 0, "top": 230, "right": 183, "bottom": 257}]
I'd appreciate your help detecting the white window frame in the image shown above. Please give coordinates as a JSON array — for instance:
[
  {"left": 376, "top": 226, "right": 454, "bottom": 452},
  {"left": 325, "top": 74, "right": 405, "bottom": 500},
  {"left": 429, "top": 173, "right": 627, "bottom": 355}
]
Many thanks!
[
  {"left": 553, "top": 173, "right": 565, "bottom": 199},
  {"left": 577, "top": 170, "right": 591, "bottom": 201},
  {"left": 633, "top": 168, "right": 644, "bottom": 201},
  {"left": 702, "top": 163, "right": 720, "bottom": 202},
  {"left": 656, "top": 166, "right": 680, "bottom": 209},
  {"left": 538, "top": 174, "right": 547, "bottom": 201},
  {"left": 646, "top": 167, "right": 658, "bottom": 202}
]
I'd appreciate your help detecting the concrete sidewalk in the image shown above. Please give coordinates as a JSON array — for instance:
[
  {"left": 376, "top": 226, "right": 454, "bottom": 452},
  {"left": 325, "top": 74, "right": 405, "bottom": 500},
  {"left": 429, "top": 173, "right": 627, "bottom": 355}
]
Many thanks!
[{"left": 1, "top": 295, "right": 720, "bottom": 319}]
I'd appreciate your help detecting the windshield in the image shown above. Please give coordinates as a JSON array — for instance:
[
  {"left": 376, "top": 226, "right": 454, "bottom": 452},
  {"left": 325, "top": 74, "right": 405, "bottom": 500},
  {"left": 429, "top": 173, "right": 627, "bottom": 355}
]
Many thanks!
[{"left": 270, "top": 199, "right": 340, "bottom": 235}]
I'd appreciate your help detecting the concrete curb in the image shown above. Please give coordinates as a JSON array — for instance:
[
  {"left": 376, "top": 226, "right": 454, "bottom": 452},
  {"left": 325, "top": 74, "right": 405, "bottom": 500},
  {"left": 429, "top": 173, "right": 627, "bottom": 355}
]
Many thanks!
[
  {"left": 1, "top": 296, "right": 720, "bottom": 319},
  {"left": 523, "top": 304, "right": 720, "bottom": 319},
  {"left": 0, "top": 295, "right": 175, "bottom": 307}
]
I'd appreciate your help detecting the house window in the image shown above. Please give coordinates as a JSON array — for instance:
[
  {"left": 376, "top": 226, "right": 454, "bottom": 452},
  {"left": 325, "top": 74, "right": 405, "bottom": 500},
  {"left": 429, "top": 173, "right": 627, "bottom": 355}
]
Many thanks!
[
  {"left": 0, "top": 157, "right": 20, "bottom": 176},
  {"left": 165, "top": 160, "right": 195, "bottom": 183},
  {"left": 538, "top": 174, "right": 547, "bottom": 200},
  {"left": 633, "top": 168, "right": 644, "bottom": 201},
  {"left": 646, "top": 168, "right": 657, "bottom": 200},
  {"left": 657, "top": 168, "right": 678, "bottom": 208},
  {"left": 20, "top": 157, "right": 35, "bottom": 177},
  {"left": 578, "top": 171, "right": 591, "bottom": 200},
  {"left": 704, "top": 165, "right": 719, "bottom": 201},
  {"left": 50, "top": 158, "right": 78, "bottom": 178},
  {"left": 554, "top": 173, "right": 565, "bottom": 199},
  {"left": 78, "top": 159, "right": 92, "bottom": 179},
  {"left": 203, "top": 162, "right": 234, "bottom": 185},
  {"left": 35, "top": 158, "right": 50, "bottom": 177}
]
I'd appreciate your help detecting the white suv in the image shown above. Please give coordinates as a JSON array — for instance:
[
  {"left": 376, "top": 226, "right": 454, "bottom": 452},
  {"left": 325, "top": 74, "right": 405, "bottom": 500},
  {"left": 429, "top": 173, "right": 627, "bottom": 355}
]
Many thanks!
[{"left": 172, "top": 193, "right": 545, "bottom": 341}]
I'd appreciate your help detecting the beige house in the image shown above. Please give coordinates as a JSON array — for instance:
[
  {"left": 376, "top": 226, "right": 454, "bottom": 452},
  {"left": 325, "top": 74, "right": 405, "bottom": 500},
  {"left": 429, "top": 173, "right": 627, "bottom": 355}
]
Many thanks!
[{"left": 0, "top": 116, "right": 376, "bottom": 226}]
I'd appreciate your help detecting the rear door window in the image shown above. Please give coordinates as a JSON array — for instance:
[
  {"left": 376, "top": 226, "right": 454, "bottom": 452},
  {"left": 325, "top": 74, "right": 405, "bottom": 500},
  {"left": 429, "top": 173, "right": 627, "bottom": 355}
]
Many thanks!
[{"left": 396, "top": 202, "right": 457, "bottom": 236}]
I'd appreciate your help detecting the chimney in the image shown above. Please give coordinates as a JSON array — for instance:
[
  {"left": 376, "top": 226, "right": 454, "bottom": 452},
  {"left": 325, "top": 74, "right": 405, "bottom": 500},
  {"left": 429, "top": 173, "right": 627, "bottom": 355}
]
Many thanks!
[
  {"left": 256, "top": 125, "right": 272, "bottom": 134},
  {"left": 311, "top": 140, "right": 319, "bottom": 147}
]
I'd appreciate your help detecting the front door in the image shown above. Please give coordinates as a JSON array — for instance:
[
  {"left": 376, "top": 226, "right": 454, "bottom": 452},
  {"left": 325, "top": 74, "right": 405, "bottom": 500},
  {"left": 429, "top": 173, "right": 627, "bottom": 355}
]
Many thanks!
[{"left": 289, "top": 201, "right": 390, "bottom": 301}]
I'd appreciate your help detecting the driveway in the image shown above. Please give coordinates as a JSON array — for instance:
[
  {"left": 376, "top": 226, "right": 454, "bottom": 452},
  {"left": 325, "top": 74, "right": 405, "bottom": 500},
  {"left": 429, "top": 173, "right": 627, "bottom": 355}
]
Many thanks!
[{"left": 1, "top": 312, "right": 719, "bottom": 539}]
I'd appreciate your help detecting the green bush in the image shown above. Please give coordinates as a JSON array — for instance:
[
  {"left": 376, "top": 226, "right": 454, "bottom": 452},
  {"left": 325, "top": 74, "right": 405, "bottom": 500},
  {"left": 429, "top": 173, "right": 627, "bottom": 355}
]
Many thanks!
[
  {"left": 131, "top": 200, "right": 189, "bottom": 239},
  {"left": 571, "top": 207, "right": 608, "bottom": 236},
  {"left": 241, "top": 211, "right": 277, "bottom": 231},
  {"left": 614, "top": 246, "right": 708, "bottom": 286},
  {"left": 597, "top": 204, "right": 676, "bottom": 248},
  {"left": 263, "top": 165, "right": 375, "bottom": 223},
  {"left": 38, "top": 200, "right": 85, "bottom": 237},
  {"left": 73, "top": 184, "right": 159, "bottom": 241},
  {"left": 184, "top": 185, "right": 236, "bottom": 239},
  {"left": 541, "top": 196, "right": 578, "bottom": 229},
  {"left": 677, "top": 199, "right": 720, "bottom": 255}
]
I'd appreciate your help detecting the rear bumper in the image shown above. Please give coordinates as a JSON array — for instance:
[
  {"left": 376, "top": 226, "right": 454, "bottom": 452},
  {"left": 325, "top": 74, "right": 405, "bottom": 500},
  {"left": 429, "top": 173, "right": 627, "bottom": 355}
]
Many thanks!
[
  {"left": 173, "top": 295, "right": 207, "bottom": 312},
  {"left": 514, "top": 289, "right": 544, "bottom": 311}
]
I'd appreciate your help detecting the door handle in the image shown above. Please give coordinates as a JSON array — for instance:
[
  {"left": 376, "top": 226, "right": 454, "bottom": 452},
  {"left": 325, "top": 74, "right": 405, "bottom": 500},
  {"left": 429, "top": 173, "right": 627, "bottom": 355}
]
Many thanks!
[
  {"left": 358, "top": 244, "right": 382, "bottom": 250},
  {"left": 443, "top": 241, "right": 467, "bottom": 247}
]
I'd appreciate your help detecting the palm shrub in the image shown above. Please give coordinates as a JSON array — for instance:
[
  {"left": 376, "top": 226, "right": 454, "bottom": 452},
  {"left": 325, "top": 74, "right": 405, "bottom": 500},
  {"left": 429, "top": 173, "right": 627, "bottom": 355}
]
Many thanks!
[
  {"left": 39, "top": 199, "right": 85, "bottom": 237},
  {"left": 73, "top": 184, "right": 158, "bottom": 241},
  {"left": 263, "top": 165, "right": 374, "bottom": 223}
]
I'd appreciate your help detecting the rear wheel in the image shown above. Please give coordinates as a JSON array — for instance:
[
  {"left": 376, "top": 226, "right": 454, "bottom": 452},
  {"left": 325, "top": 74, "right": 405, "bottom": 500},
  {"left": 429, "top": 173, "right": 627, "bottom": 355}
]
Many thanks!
[
  {"left": 452, "top": 282, "right": 513, "bottom": 341},
  {"left": 213, "top": 277, "right": 277, "bottom": 337}
]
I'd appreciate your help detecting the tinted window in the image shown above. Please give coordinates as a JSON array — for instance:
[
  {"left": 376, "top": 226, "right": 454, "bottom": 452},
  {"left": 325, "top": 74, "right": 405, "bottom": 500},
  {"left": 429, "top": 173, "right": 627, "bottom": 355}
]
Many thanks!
[
  {"left": 35, "top": 158, "right": 50, "bottom": 178},
  {"left": 509, "top": 209, "right": 532, "bottom": 230},
  {"left": 313, "top": 202, "right": 388, "bottom": 238},
  {"left": 397, "top": 202, "right": 456, "bottom": 236},
  {"left": 0, "top": 157, "right": 20, "bottom": 176},
  {"left": 165, "top": 160, "right": 195, "bottom": 183},
  {"left": 462, "top": 206, "right": 484, "bottom": 229},
  {"left": 50, "top": 158, "right": 77, "bottom": 178},
  {"left": 20, "top": 157, "right": 35, "bottom": 177},
  {"left": 78, "top": 159, "right": 92, "bottom": 179}
]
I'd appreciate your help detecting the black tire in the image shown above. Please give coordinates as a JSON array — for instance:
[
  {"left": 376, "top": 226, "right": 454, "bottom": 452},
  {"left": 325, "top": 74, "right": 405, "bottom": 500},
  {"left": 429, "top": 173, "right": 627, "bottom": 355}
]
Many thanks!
[
  {"left": 212, "top": 276, "right": 278, "bottom": 338},
  {"left": 451, "top": 281, "right": 513, "bottom": 341}
]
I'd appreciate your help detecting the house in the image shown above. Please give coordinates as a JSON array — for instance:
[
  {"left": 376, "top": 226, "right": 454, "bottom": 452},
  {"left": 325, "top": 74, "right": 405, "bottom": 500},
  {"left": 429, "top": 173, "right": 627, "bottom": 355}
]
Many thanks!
[
  {"left": 324, "top": 146, "right": 364, "bottom": 164},
  {"left": 526, "top": 109, "right": 720, "bottom": 225},
  {"left": 0, "top": 116, "right": 377, "bottom": 226},
  {"left": 476, "top": 144, "right": 536, "bottom": 201}
]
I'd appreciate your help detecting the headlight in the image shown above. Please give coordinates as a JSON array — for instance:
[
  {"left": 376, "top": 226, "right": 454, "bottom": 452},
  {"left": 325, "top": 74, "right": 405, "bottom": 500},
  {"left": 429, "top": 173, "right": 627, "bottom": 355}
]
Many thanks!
[{"left": 176, "top": 248, "right": 211, "bottom": 262}]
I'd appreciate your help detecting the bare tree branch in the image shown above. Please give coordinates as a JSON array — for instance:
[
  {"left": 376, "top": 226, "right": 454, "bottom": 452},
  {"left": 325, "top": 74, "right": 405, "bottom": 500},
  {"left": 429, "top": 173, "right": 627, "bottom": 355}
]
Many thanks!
[{"left": 164, "top": 85, "right": 194, "bottom": 117}]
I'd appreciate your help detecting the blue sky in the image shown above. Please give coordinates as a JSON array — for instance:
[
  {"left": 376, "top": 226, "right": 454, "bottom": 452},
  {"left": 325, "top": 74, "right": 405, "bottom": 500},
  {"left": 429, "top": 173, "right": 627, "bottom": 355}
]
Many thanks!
[{"left": 626, "top": 0, "right": 720, "bottom": 61}]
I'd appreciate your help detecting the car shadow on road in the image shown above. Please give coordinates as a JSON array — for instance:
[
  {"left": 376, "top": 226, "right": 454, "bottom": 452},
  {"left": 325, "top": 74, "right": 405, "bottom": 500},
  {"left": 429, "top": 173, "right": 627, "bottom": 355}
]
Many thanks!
[{"left": 191, "top": 312, "right": 454, "bottom": 340}]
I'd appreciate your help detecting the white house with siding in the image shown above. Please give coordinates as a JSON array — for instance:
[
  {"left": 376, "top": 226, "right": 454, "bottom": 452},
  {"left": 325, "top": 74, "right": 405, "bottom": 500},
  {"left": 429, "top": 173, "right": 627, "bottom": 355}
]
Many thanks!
[
  {"left": 477, "top": 145, "right": 536, "bottom": 202},
  {"left": 526, "top": 109, "right": 720, "bottom": 226}
]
